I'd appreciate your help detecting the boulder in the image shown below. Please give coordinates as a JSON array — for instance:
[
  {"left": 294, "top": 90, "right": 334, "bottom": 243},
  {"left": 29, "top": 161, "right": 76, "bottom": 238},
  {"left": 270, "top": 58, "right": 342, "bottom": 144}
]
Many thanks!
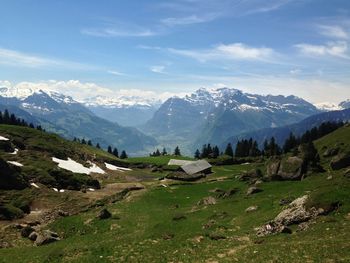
[
  {"left": 239, "top": 169, "right": 263, "bottom": 182},
  {"left": 35, "top": 230, "right": 60, "bottom": 246},
  {"left": 20, "top": 226, "right": 35, "bottom": 238},
  {"left": 330, "top": 152, "right": 350, "bottom": 170},
  {"left": 28, "top": 231, "right": 38, "bottom": 241},
  {"left": 166, "top": 172, "right": 205, "bottom": 181},
  {"left": 197, "top": 196, "right": 217, "bottom": 206},
  {"left": 246, "top": 186, "right": 263, "bottom": 196},
  {"left": 173, "top": 214, "right": 186, "bottom": 221},
  {"left": 245, "top": 206, "right": 258, "bottom": 213},
  {"left": 276, "top": 156, "right": 304, "bottom": 180},
  {"left": 266, "top": 159, "right": 280, "bottom": 178},
  {"left": 323, "top": 147, "right": 339, "bottom": 157},
  {"left": 97, "top": 208, "right": 111, "bottom": 219},
  {"left": 215, "top": 188, "right": 238, "bottom": 199}
]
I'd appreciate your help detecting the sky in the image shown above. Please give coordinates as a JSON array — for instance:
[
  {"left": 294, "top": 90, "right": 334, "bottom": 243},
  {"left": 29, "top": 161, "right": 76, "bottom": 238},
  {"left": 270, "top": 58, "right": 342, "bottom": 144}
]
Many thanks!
[{"left": 0, "top": 0, "right": 350, "bottom": 103}]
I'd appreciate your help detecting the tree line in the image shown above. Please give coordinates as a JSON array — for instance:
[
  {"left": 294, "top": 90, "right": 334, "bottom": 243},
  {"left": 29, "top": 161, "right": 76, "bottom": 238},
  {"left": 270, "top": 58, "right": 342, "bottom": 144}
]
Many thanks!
[
  {"left": 73, "top": 137, "right": 128, "bottom": 159},
  {"left": 0, "top": 109, "right": 44, "bottom": 131},
  {"left": 193, "top": 121, "right": 344, "bottom": 159}
]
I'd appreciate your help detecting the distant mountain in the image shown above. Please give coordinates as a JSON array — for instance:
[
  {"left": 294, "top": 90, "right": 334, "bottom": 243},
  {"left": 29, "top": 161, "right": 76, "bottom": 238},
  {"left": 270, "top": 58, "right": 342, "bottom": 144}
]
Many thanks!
[
  {"left": 222, "top": 108, "right": 350, "bottom": 149},
  {"left": 83, "top": 95, "right": 161, "bottom": 127},
  {"left": 339, "top": 99, "right": 350, "bottom": 109},
  {"left": 0, "top": 87, "right": 156, "bottom": 154},
  {"left": 142, "top": 87, "right": 321, "bottom": 153}
]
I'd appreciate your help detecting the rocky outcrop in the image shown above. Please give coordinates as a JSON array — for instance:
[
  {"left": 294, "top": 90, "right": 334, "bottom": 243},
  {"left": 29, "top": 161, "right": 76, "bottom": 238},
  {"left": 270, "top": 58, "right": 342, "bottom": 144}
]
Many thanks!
[
  {"left": 239, "top": 169, "right": 263, "bottom": 182},
  {"left": 323, "top": 147, "right": 339, "bottom": 157},
  {"left": 255, "top": 195, "right": 324, "bottom": 237},
  {"left": 330, "top": 152, "right": 350, "bottom": 170},
  {"left": 197, "top": 196, "right": 217, "bottom": 206},
  {"left": 166, "top": 172, "right": 205, "bottom": 181}
]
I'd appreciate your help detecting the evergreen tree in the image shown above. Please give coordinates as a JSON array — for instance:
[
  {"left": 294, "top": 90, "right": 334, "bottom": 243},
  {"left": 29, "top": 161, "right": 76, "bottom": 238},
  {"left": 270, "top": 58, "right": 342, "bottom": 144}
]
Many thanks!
[
  {"left": 162, "top": 148, "right": 167, "bottom": 155},
  {"left": 120, "top": 150, "right": 128, "bottom": 159},
  {"left": 224, "top": 143, "right": 234, "bottom": 157},
  {"left": 107, "top": 146, "right": 112, "bottom": 154},
  {"left": 155, "top": 149, "right": 161, "bottom": 156},
  {"left": 194, "top": 149, "right": 200, "bottom": 159},
  {"left": 81, "top": 138, "right": 86, "bottom": 145},
  {"left": 112, "top": 148, "right": 119, "bottom": 158},
  {"left": 283, "top": 132, "right": 297, "bottom": 153},
  {"left": 212, "top": 146, "right": 220, "bottom": 158},
  {"left": 87, "top": 140, "right": 92, "bottom": 146},
  {"left": 96, "top": 143, "right": 101, "bottom": 149},
  {"left": 174, "top": 146, "right": 181, "bottom": 156}
]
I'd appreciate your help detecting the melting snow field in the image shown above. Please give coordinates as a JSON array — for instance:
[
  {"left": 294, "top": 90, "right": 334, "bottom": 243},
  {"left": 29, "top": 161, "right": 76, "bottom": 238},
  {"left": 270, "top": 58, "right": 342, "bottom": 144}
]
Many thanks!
[
  {"left": 30, "top": 183, "right": 40, "bottom": 189},
  {"left": 7, "top": 161, "right": 23, "bottom": 167},
  {"left": 9, "top": 148, "right": 19, "bottom": 155},
  {"left": 104, "top": 162, "right": 132, "bottom": 172},
  {"left": 0, "top": 135, "right": 9, "bottom": 141},
  {"left": 52, "top": 157, "right": 105, "bottom": 175}
]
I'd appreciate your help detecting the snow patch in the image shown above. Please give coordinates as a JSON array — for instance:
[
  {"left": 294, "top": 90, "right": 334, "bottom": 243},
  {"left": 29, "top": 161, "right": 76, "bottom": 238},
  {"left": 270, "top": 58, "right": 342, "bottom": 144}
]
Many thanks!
[
  {"left": 0, "top": 135, "right": 9, "bottom": 141},
  {"left": 52, "top": 157, "right": 105, "bottom": 174},
  {"left": 7, "top": 161, "right": 23, "bottom": 167},
  {"left": 9, "top": 148, "right": 19, "bottom": 155},
  {"left": 30, "top": 183, "right": 40, "bottom": 189},
  {"left": 104, "top": 162, "right": 132, "bottom": 171}
]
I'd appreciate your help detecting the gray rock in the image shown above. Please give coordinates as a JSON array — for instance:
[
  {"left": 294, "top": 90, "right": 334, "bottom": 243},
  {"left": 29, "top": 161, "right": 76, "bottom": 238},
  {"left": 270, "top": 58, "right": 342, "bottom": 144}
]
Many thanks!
[
  {"left": 330, "top": 152, "right": 350, "bottom": 170},
  {"left": 197, "top": 196, "right": 217, "bottom": 206},
  {"left": 35, "top": 230, "right": 60, "bottom": 246},
  {"left": 276, "top": 156, "right": 304, "bottom": 180},
  {"left": 97, "top": 208, "right": 112, "bottom": 219},
  {"left": 246, "top": 186, "right": 263, "bottom": 195},
  {"left": 28, "top": 231, "right": 38, "bottom": 241},
  {"left": 323, "top": 147, "right": 339, "bottom": 157},
  {"left": 21, "top": 226, "right": 34, "bottom": 238},
  {"left": 239, "top": 169, "right": 263, "bottom": 182},
  {"left": 245, "top": 206, "right": 258, "bottom": 213}
]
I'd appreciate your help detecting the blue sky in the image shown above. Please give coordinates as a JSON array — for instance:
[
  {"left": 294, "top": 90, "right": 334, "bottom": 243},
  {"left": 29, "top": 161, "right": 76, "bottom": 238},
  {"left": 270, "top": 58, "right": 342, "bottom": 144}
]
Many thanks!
[{"left": 0, "top": 0, "right": 349, "bottom": 103}]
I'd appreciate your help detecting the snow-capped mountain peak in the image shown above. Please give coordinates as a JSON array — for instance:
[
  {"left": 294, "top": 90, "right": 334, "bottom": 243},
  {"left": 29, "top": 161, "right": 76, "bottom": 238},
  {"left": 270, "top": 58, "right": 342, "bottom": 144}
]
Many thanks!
[{"left": 314, "top": 102, "right": 343, "bottom": 112}]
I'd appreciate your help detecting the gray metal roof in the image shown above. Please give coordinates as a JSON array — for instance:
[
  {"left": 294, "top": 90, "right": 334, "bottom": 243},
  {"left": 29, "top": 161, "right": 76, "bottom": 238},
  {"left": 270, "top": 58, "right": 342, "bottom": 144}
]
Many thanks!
[
  {"left": 181, "top": 160, "right": 212, "bottom": 175},
  {"left": 168, "top": 159, "right": 195, "bottom": 166}
]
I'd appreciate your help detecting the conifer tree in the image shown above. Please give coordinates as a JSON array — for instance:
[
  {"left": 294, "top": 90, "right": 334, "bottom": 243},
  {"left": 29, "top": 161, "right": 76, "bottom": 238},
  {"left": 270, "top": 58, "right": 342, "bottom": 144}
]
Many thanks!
[
  {"left": 224, "top": 143, "right": 234, "bottom": 157},
  {"left": 174, "top": 146, "right": 181, "bottom": 156},
  {"left": 112, "top": 148, "right": 119, "bottom": 158},
  {"left": 194, "top": 149, "right": 200, "bottom": 159},
  {"left": 120, "top": 150, "right": 128, "bottom": 159}
]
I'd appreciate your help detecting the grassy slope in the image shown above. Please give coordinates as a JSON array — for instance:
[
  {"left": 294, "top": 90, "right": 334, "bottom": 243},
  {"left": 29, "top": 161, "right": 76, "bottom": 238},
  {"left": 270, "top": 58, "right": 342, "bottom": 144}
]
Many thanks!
[{"left": 0, "top": 126, "right": 349, "bottom": 262}]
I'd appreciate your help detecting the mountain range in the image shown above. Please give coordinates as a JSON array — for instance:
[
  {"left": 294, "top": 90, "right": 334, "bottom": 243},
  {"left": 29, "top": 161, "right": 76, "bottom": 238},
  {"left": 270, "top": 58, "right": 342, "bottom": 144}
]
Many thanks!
[
  {"left": 142, "top": 88, "right": 328, "bottom": 153},
  {"left": 1, "top": 86, "right": 349, "bottom": 155},
  {"left": 0, "top": 87, "right": 156, "bottom": 154}
]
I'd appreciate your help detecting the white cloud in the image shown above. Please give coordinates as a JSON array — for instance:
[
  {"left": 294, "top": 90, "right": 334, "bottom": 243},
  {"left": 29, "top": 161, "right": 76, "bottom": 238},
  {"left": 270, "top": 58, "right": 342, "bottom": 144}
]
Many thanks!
[
  {"left": 150, "top": 65, "right": 166, "bottom": 74},
  {"left": 161, "top": 14, "right": 218, "bottom": 26},
  {"left": 168, "top": 43, "right": 276, "bottom": 62},
  {"left": 318, "top": 25, "right": 348, "bottom": 39},
  {"left": 107, "top": 70, "right": 126, "bottom": 76},
  {"left": 0, "top": 47, "right": 96, "bottom": 70},
  {"left": 295, "top": 41, "right": 349, "bottom": 59}
]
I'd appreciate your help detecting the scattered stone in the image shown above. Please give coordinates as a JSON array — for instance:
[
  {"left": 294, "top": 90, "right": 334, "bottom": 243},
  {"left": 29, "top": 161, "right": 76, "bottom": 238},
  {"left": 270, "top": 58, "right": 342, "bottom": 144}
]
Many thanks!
[
  {"left": 208, "top": 233, "right": 226, "bottom": 240},
  {"left": 173, "top": 214, "right": 186, "bottom": 221},
  {"left": 279, "top": 198, "right": 294, "bottom": 206},
  {"left": 26, "top": 221, "right": 40, "bottom": 226},
  {"left": 280, "top": 226, "right": 292, "bottom": 234},
  {"left": 245, "top": 206, "right": 258, "bottom": 213},
  {"left": 197, "top": 196, "right": 217, "bottom": 206},
  {"left": 214, "top": 188, "right": 239, "bottom": 199},
  {"left": 192, "top": 235, "right": 204, "bottom": 243},
  {"left": 239, "top": 169, "right": 263, "bottom": 182},
  {"left": 330, "top": 152, "right": 350, "bottom": 170},
  {"left": 203, "top": 220, "right": 216, "bottom": 229},
  {"left": 162, "top": 233, "right": 174, "bottom": 240},
  {"left": 35, "top": 230, "right": 60, "bottom": 246},
  {"left": 246, "top": 186, "right": 262, "bottom": 195},
  {"left": 326, "top": 175, "right": 333, "bottom": 180},
  {"left": 58, "top": 210, "right": 69, "bottom": 217},
  {"left": 97, "top": 208, "right": 112, "bottom": 219},
  {"left": 28, "top": 231, "right": 38, "bottom": 241},
  {"left": 323, "top": 147, "right": 339, "bottom": 157},
  {"left": 344, "top": 169, "right": 350, "bottom": 179},
  {"left": 21, "top": 226, "right": 35, "bottom": 238}
]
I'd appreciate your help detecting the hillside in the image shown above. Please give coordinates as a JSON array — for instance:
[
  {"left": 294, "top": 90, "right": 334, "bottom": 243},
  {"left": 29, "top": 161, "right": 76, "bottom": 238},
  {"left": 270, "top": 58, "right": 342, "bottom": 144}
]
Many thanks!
[
  {"left": 0, "top": 124, "right": 349, "bottom": 262},
  {"left": 223, "top": 108, "right": 350, "bottom": 149}
]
